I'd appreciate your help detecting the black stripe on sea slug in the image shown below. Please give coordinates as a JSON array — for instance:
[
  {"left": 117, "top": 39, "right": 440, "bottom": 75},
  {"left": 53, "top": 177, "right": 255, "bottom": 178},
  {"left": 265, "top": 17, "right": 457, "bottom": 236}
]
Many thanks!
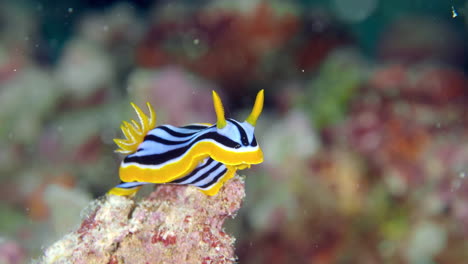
[
  {"left": 143, "top": 125, "right": 211, "bottom": 145},
  {"left": 158, "top": 125, "right": 212, "bottom": 138},
  {"left": 143, "top": 134, "right": 193, "bottom": 145},
  {"left": 227, "top": 119, "right": 249, "bottom": 146},
  {"left": 182, "top": 124, "right": 211, "bottom": 130},
  {"left": 186, "top": 162, "right": 223, "bottom": 185},
  {"left": 198, "top": 168, "right": 228, "bottom": 189},
  {"left": 170, "top": 158, "right": 215, "bottom": 183},
  {"left": 250, "top": 136, "right": 257, "bottom": 147},
  {"left": 124, "top": 132, "right": 239, "bottom": 165}
]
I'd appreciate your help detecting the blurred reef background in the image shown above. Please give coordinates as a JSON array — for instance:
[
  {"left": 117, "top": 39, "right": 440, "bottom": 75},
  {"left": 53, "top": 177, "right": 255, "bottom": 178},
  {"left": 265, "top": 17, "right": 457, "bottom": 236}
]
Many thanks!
[{"left": 1, "top": 0, "right": 468, "bottom": 263}]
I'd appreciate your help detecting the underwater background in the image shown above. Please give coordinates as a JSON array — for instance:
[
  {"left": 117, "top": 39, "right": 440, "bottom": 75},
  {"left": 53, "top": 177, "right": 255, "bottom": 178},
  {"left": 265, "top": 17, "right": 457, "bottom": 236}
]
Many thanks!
[{"left": 1, "top": 0, "right": 468, "bottom": 263}]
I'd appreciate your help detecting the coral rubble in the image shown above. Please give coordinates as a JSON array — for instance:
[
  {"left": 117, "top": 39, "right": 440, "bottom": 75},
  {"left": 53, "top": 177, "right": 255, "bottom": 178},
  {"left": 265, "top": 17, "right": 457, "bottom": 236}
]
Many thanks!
[{"left": 38, "top": 176, "right": 245, "bottom": 264}]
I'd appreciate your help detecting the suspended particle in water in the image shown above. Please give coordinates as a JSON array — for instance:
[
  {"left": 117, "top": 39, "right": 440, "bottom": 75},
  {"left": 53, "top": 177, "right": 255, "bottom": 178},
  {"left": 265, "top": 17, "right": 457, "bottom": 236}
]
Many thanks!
[
  {"left": 452, "top": 6, "right": 458, "bottom": 18},
  {"left": 68, "top": 8, "right": 73, "bottom": 13}
]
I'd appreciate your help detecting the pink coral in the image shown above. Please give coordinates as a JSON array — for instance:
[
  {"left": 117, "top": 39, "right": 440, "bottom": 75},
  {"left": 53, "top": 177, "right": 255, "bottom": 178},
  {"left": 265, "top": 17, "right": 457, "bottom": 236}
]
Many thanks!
[{"left": 39, "top": 176, "right": 245, "bottom": 264}]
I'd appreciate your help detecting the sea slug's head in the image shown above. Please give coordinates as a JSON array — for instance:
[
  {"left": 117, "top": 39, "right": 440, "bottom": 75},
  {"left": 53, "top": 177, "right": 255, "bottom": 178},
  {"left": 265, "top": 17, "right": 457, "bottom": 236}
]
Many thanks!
[{"left": 211, "top": 90, "right": 264, "bottom": 166}]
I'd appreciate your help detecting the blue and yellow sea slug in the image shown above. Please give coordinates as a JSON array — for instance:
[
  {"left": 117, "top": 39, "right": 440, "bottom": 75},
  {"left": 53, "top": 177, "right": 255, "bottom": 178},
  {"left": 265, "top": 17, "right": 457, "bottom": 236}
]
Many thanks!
[{"left": 109, "top": 90, "right": 264, "bottom": 196}]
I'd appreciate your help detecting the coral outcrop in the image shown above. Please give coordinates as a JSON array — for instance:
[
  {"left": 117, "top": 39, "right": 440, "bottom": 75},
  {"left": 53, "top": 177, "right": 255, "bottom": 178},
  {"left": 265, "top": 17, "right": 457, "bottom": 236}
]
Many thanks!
[{"left": 38, "top": 176, "right": 245, "bottom": 264}]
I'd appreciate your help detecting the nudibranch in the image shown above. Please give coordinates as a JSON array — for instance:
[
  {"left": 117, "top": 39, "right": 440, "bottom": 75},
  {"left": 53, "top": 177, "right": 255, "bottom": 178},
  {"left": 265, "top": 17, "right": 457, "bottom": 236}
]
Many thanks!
[{"left": 109, "top": 90, "right": 264, "bottom": 196}]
